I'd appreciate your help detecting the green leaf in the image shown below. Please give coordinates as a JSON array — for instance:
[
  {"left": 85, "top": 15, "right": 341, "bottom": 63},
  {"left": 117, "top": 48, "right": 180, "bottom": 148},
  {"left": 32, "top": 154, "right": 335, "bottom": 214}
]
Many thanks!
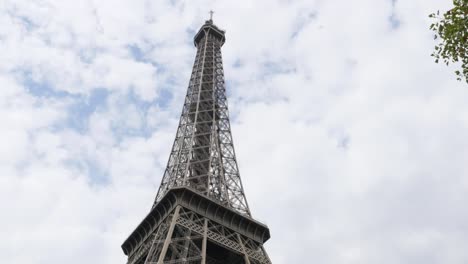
[{"left": 429, "top": 1, "right": 468, "bottom": 84}]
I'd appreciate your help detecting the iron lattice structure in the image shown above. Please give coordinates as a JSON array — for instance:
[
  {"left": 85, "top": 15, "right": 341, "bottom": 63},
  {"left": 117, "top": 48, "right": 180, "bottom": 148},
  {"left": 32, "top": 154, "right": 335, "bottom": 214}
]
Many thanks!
[{"left": 122, "top": 19, "right": 271, "bottom": 264}]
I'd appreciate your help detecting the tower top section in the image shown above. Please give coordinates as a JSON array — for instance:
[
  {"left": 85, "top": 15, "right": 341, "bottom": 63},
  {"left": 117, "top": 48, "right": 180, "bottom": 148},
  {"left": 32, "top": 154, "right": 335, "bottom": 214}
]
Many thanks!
[{"left": 193, "top": 18, "right": 225, "bottom": 47}]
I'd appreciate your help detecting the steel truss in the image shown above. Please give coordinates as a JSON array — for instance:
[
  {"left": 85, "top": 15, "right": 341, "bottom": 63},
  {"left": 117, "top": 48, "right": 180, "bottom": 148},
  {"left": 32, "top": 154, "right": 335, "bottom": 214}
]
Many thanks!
[
  {"left": 122, "top": 19, "right": 272, "bottom": 264},
  {"left": 154, "top": 21, "right": 250, "bottom": 217},
  {"left": 130, "top": 206, "right": 271, "bottom": 264}
]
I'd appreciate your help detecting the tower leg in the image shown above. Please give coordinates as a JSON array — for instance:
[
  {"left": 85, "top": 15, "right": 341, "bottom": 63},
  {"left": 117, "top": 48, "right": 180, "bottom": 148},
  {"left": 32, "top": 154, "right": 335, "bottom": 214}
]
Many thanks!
[
  {"left": 157, "top": 205, "right": 181, "bottom": 264},
  {"left": 136, "top": 205, "right": 270, "bottom": 264},
  {"left": 201, "top": 218, "right": 208, "bottom": 264},
  {"left": 238, "top": 233, "right": 251, "bottom": 264}
]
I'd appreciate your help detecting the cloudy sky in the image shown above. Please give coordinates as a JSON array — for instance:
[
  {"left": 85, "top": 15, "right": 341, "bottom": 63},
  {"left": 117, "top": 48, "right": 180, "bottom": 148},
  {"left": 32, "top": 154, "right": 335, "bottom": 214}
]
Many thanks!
[{"left": 1, "top": 0, "right": 468, "bottom": 263}]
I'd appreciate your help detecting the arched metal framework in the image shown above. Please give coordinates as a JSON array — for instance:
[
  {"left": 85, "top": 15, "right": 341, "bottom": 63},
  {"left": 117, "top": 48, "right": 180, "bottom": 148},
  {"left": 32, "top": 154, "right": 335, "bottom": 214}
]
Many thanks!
[{"left": 122, "top": 19, "right": 272, "bottom": 264}]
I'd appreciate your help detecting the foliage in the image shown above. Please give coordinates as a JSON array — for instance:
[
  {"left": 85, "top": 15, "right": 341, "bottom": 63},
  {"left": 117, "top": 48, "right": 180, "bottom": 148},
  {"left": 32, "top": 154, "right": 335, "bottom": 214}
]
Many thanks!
[{"left": 429, "top": 0, "right": 468, "bottom": 83}]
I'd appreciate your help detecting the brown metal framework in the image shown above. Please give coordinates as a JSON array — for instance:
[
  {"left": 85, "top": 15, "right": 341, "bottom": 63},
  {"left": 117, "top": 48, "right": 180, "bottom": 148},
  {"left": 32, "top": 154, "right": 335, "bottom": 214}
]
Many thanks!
[{"left": 122, "top": 19, "right": 271, "bottom": 264}]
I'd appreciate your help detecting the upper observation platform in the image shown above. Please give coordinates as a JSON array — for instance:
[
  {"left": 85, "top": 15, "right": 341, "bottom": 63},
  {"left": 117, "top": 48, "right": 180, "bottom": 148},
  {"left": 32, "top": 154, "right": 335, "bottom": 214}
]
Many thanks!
[{"left": 193, "top": 19, "right": 226, "bottom": 47}]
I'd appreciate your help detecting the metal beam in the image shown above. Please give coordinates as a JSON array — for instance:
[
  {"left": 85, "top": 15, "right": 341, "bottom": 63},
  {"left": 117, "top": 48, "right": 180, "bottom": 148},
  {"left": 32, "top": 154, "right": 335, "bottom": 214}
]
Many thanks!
[{"left": 157, "top": 206, "right": 181, "bottom": 264}]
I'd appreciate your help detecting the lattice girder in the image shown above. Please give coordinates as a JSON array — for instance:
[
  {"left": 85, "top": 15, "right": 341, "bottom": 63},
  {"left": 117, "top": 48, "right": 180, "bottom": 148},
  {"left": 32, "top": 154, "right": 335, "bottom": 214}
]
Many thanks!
[
  {"left": 140, "top": 206, "right": 271, "bottom": 264},
  {"left": 153, "top": 21, "right": 250, "bottom": 217},
  {"left": 122, "top": 19, "right": 272, "bottom": 264}
]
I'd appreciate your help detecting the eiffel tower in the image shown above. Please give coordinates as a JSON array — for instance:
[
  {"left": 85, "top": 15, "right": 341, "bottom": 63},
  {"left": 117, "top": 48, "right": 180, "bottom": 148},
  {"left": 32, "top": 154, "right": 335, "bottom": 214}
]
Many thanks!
[{"left": 121, "top": 15, "right": 272, "bottom": 264}]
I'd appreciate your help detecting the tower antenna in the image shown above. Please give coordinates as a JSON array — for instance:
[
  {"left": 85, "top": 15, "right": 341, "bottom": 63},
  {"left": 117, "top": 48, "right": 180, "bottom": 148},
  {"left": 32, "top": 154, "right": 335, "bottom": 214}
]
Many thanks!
[{"left": 209, "top": 10, "right": 214, "bottom": 21}]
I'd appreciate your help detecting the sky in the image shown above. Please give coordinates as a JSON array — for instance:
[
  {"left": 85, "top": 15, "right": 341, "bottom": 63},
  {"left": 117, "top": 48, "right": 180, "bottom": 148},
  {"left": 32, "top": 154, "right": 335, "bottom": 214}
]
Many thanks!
[{"left": 1, "top": 0, "right": 467, "bottom": 263}]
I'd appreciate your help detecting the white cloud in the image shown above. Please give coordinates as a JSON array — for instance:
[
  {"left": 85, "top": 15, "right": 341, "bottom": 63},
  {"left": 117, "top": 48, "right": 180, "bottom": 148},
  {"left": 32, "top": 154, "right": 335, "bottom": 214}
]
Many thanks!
[{"left": 1, "top": 0, "right": 468, "bottom": 263}]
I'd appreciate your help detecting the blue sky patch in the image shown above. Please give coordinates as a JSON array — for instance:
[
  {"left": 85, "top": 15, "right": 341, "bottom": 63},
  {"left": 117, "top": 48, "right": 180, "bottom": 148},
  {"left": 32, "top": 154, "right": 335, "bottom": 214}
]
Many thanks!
[{"left": 66, "top": 88, "right": 109, "bottom": 133}]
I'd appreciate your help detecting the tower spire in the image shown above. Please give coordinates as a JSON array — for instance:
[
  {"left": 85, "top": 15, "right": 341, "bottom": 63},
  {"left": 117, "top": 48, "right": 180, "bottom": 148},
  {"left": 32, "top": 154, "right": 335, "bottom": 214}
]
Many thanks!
[
  {"left": 209, "top": 10, "right": 214, "bottom": 21},
  {"left": 121, "top": 20, "right": 272, "bottom": 264}
]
